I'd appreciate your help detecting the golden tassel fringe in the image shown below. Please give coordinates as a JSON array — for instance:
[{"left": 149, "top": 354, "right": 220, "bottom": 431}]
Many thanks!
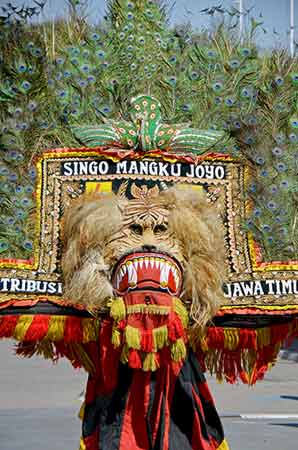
[
  {"left": 153, "top": 325, "right": 168, "bottom": 351},
  {"left": 143, "top": 352, "right": 158, "bottom": 371},
  {"left": 125, "top": 325, "right": 141, "bottom": 349},
  {"left": 257, "top": 327, "right": 271, "bottom": 348},
  {"left": 171, "top": 338, "right": 187, "bottom": 362},
  {"left": 111, "top": 327, "right": 121, "bottom": 348},
  {"left": 108, "top": 297, "right": 126, "bottom": 322},
  {"left": 224, "top": 328, "right": 240, "bottom": 351},
  {"left": 174, "top": 297, "right": 189, "bottom": 328},
  {"left": 126, "top": 304, "right": 170, "bottom": 315}
]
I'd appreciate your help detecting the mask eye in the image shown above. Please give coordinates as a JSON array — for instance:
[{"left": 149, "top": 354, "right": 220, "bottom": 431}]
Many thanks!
[
  {"left": 129, "top": 223, "right": 143, "bottom": 235},
  {"left": 154, "top": 223, "right": 168, "bottom": 234}
]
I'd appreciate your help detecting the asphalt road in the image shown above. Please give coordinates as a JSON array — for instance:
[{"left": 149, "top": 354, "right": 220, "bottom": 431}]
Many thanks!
[{"left": 1, "top": 340, "right": 298, "bottom": 450}]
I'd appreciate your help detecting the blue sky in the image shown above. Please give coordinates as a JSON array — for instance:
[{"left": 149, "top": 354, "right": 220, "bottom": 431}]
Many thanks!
[{"left": 0, "top": 0, "right": 294, "bottom": 49}]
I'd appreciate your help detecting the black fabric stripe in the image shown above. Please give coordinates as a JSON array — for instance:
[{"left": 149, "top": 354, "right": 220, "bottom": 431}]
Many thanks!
[
  {"left": 169, "top": 358, "right": 195, "bottom": 450},
  {"left": 0, "top": 302, "right": 92, "bottom": 317},
  {"left": 188, "top": 352, "right": 224, "bottom": 445},
  {"left": 169, "top": 352, "right": 224, "bottom": 449},
  {"left": 83, "top": 363, "right": 132, "bottom": 450},
  {"left": 146, "top": 373, "right": 167, "bottom": 450}
]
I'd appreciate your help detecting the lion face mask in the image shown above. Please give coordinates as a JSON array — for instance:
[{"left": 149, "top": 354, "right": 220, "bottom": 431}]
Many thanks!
[{"left": 62, "top": 183, "right": 225, "bottom": 370}]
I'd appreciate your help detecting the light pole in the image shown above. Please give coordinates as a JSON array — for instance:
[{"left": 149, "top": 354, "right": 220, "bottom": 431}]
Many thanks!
[
  {"left": 290, "top": 0, "right": 295, "bottom": 57},
  {"left": 239, "top": 0, "right": 244, "bottom": 41}
]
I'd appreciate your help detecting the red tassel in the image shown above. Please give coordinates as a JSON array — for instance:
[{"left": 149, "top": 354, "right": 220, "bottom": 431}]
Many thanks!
[
  {"left": 206, "top": 327, "right": 225, "bottom": 348},
  {"left": 64, "top": 316, "right": 83, "bottom": 342},
  {"left": 141, "top": 330, "right": 153, "bottom": 352},
  {"left": 0, "top": 315, "right": 18, "bottom": 338},
  {"left": 238, "top": 328, "right": 257, "bottom": 350},
  {"left": 24, "top": 315, "right": 50, "bottom": 341},
  {"left": 128, "top": 349, "right": 142, "bottom": 369},
  {"left": 168, "top": 315, "right": 184, "bottom": 342}
]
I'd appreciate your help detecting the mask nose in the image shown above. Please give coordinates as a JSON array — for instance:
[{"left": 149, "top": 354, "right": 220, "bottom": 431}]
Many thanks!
[{"left": 142, "top": 244, "right": 157, "bottom": 252}]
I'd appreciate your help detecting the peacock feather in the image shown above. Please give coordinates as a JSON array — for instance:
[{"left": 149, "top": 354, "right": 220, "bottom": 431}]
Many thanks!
[{"left": 0, "top": 0, "right": 298, "bottom": 262}]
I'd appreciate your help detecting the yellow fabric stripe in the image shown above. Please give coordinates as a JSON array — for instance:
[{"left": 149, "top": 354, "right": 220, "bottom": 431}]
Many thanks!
[
  {"left": 217, "top": 439, "right": 230, "bottom": 450},
  {"left": 46, "top": 316, "right": 66, "bottom": 341},
  {"left": 13, "top": 315, "right": 34, "bottom": 341},
  {"left": 78, "top": 402, "right": 85, "bottom": 421},
  {"left": 78, "top": 437, "right": 86, "bottom": 450}
]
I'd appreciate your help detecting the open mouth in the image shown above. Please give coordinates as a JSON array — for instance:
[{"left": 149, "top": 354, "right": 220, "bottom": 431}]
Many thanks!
[{"left": 112, "top": 251, "right": 183, "bottom": 296}]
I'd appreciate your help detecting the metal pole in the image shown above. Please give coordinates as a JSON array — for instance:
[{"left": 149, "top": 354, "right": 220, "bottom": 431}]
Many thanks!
[
  {"left": 290, "top": 0, "right": 295, "bottom": 57},
  {"left": 239, "top": 0, "right": 244, "bottom": 40}
]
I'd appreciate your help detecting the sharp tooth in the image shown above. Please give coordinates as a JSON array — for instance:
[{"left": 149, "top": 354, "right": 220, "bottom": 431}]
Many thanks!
[
  {"left": 120, "top": 267, "right": 125, "bottom": 279},
  {"left": 160, "top": 261, "right": 169, "bottom": 286},
  {"left": 116, "top": 273, "right": 121, "bottom": 288},
  {"left": 123, "top": 264, "right": 127, "bottom": 274},
  {"left": 133, "top": 259, "right": 138, "bottom": 270},
  {"left": 127, "top": 261, "right": 137, "bottom": 285},
  {"left": 155, "top": 258, "right": 160, "bottom": 269},
  {"left": 139, "top": 258, "right": 143, "bottom": 269},
  {"left": 144, "top": 258, "right": 149, "bottom": 268},
  {"left": 149, "top": 257, "right": 154, "bottom": 268},
  {"left": 173, "top": 268, "right": 180, "bottom": 289},
  {"left": 169, "top": 266, "right": 177, "bottom": 289},
  {"left": 165, "top": 263, "right": 171, "bottom": 280}
]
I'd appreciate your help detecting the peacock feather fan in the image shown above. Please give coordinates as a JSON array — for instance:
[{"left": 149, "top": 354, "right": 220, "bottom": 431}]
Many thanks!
[{"left": 0, "top": 0, "right": 298, "bottom": 262}]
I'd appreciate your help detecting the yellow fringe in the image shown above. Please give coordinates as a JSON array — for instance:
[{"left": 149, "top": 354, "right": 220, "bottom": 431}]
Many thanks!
[
  {"left": 125, "top": 325, "right": 141, "bottom": 349},
  {"left": 108, "top": 297, "right": 126, "bottom": 322},
  {"left": 257, "top": 327, "right": 271, "bottom": 348},
  {"left": 35, "top": 340, "right": 55, "bottom": 359},
  {"left": 79, "top": 437, "right": 86, "bottom": 450},
  {"left": 68, "top": 343, "right": 95, "bottom": 374},
  {"left": 199, "top": 336, "right": 209, "bottom": 352},
  {"left": 171, "top": 338, "right": 187, "bottom": 362},
  {"left": 46, "top": 316, "right": 66, "bottom": 341},
  {"left": 126, "top": 304, "right": 170, "bottom": 315},
  {"left": 143, "top": 352, "right": 158, "bottom": 371},
  {"left": 174, "top": 297, "right": 189, "bottom": 329},
  {"left": 82, "top": 318, "right": 99, "bottom": 343},
  {"left": 120, "top": 344, "right": 129, "bottom": 364},
  {"left": 111, "top": 326, "right": 121, "bottom": 348},
  {"left": 153, "top": 325, "right": 168, "bottom": 351},
  {"left": 224, "top": 328, "right": 240, "bottom": 351},
  {"left": 13, "top": 315, "right": 34, "bottom": 341}
]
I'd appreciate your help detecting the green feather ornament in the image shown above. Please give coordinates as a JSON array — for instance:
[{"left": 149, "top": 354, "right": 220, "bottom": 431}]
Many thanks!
[{"left": 73, "top": 94, "right": 229, "bottom": 153}]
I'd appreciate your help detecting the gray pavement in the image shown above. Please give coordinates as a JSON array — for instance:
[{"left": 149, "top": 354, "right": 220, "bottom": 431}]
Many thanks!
[{"left": 1, "top": 340, "right": 298, "bottom": 450}]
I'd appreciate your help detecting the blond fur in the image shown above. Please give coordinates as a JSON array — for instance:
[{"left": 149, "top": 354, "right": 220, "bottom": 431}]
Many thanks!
[{"left": 61, "top": 187, "right": 226, "bottom": 336}]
